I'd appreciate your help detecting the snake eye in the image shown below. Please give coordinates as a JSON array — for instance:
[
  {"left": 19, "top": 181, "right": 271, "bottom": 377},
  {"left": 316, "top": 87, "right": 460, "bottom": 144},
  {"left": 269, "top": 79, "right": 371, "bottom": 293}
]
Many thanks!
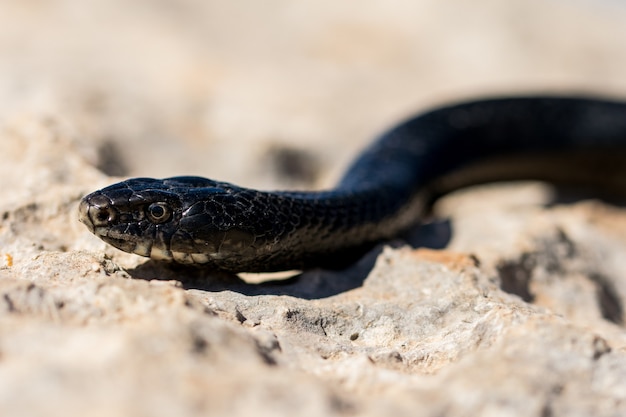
[{"left": 146, "top": 202, "right": 171, "bottom": 224}]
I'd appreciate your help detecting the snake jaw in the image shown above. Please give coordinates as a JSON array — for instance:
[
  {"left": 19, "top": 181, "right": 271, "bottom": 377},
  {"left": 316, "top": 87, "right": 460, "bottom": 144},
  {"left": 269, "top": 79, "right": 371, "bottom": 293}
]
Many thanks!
[{"left": 99, "top": 232, "right": 148, "bottom": 255}]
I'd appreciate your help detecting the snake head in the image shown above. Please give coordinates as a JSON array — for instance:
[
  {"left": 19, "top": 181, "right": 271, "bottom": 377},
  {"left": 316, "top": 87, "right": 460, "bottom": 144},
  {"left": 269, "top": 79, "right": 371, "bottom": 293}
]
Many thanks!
[
  {"left": 78, "top": 176, "right": 266, "bottom": 268},
  {"left": 79, "top": 177, "right": 185, "bottom": 261}
]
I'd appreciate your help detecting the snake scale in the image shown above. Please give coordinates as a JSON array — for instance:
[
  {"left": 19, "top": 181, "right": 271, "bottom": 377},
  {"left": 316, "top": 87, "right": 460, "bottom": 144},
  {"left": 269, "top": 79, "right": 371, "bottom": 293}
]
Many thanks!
[{"left": 79, "top": 96, "right": 626, "bottom": 272}]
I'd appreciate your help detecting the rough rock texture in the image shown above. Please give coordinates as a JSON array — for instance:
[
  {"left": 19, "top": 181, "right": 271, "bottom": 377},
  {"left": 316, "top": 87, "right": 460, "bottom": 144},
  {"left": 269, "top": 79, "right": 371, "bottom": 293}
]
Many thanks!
[{"left": 2, "top": 1, "right": 626, "bottom": 416}]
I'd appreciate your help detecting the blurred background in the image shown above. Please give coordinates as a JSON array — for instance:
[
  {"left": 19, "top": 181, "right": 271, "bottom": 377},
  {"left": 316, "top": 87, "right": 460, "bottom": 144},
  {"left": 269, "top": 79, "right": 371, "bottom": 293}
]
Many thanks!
[{"left": 1, "top": 0, "right": 625, "bottom": 189}]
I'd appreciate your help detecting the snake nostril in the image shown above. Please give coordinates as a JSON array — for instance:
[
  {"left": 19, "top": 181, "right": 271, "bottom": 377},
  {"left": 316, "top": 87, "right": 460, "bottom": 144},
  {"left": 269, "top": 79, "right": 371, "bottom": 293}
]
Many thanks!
[
  {"left": 89, "top": 205, "right": 117, "bottom": 226},
  {"left": 81, "top": 193, "right": 118, "bottom": 227}
]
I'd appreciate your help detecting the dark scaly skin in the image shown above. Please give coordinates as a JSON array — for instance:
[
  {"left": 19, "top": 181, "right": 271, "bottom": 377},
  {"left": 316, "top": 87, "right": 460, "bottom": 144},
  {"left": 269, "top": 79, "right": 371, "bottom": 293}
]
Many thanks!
[{"left": 79, "top": 96, "right": 626, "bottom": 272}]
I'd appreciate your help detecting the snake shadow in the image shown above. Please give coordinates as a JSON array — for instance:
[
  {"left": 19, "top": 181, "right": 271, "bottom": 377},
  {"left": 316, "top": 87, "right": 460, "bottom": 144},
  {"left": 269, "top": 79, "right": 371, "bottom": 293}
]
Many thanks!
[{"left": 126, "top": 220, "right": 452, "bottom": 299}]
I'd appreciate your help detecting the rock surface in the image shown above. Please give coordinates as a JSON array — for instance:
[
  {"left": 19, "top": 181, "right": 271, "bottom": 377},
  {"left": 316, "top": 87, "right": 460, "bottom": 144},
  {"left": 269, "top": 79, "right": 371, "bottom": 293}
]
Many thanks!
[{"left": 2, "top": 1, "right": 626, "bottom": 416}]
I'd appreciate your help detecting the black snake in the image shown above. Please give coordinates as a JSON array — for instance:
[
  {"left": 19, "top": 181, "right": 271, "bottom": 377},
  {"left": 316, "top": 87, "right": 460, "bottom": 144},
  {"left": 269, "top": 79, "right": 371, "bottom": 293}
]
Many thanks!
[{"left": 78, "top": 96, "right": 626, "bottom": 272}]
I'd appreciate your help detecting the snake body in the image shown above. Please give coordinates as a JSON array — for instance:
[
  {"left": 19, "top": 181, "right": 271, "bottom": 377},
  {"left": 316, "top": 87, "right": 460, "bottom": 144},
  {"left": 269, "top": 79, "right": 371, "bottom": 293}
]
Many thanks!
[{"left": 79, "top": 96, "right": 626, "bottom": 272}]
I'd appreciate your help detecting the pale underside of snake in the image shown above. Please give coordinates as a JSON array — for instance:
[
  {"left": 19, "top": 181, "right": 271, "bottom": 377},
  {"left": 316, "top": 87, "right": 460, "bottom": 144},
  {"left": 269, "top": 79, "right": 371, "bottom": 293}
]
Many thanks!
[{"left": 79, "top": 96, "right": 626, "bottom": 272}]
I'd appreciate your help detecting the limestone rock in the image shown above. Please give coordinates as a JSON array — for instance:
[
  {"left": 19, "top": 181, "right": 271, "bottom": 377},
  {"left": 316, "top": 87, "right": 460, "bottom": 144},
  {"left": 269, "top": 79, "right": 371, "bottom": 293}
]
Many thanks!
[{"left": 2, "top": 1, "right": 626, "bottom": 417}]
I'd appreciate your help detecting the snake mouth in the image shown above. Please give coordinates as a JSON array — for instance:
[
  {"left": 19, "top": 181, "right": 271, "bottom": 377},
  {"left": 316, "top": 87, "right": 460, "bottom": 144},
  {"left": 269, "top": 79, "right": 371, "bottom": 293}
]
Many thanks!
[
  {"left": 99, "top": 233, "right": 141, "bottom": 254},
  {"left": 93, "top": 228, "right": 153, "bottom": 257}
]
